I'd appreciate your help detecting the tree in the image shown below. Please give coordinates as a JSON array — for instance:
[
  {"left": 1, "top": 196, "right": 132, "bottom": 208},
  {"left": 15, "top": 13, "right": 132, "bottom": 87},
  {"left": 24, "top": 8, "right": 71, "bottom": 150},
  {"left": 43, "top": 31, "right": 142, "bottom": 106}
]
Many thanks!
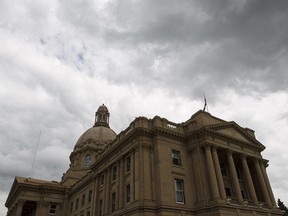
[{"left": 278, "top": 199, "right": 288, "bottom": 216}]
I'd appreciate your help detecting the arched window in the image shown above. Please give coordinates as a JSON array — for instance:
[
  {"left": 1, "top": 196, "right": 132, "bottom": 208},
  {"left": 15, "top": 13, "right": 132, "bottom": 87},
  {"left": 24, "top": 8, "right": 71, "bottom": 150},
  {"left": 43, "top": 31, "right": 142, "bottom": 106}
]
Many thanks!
[{"left": 84, "top": 154, "right": 92, "bottom": 167}]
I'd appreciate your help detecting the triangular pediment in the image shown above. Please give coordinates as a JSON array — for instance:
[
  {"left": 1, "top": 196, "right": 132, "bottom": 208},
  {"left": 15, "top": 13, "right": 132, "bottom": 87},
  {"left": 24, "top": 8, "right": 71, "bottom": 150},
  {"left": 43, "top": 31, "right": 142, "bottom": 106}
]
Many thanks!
[
  {"left": 205, "top": 122, "right": 265, "bottom": 150},
  {"left": 216, "top": 127, "right": 250, "bottom": 142}
]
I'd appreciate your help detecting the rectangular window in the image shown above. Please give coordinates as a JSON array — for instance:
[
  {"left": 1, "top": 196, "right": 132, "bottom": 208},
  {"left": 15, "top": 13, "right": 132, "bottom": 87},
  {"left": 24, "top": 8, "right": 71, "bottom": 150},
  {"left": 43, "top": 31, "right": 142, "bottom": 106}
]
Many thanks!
[
  {"left": 112, "top": 165, "right": 117, "bottom": 180},
  {"left": 172, "top": 150, "right": 181, "bottom": 165},
  {"left": 111, "top": 192, "right": 116, "bottom": 212},
  {"left": 70, "top": 202, "right": 73, "bottom": 213},
  {"left": 100, "top": 174, "right": 105, "bottom": 186},
  {"left": 126, "top": 156, "right": 131, "bottom": 171},
  {"left": 82, "top": 194, "right": 85, "bottom": 206},
  {"left": 126, "top": 184, "right": 131, "bottom": 203},
  {"left": 99, "top": 199, "right": 102, "bottom": 216},
  {"left": 220, "top": 163, "right": 228, "bottom": 176},
  {"left": 174, "top": 179, "right": 185, "bottom": 204},
  {"left": 49, "top": 204, "right": 57, "bottom": 215},
  {"left": 225, "top": 188, "right": 232, "bottom": 197},
  {"left": 86, "top": 211, "right": 90, "bottom": 216},
  {"left": 76, "top": 198, "right": 79, "bottom": 210},
  {"left": 88, "top": 190, "right": 92, "bottom": 202}
]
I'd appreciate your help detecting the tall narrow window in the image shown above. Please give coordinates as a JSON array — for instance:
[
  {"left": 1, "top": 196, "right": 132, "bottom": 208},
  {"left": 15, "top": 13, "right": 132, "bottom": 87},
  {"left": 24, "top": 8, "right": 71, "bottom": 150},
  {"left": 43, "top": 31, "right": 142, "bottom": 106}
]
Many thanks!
[
  {"left": 126, "top": 155, "right": 131, "bottom": 171},
  {"left": 88, "top": 190, "right": 92, "bottom": 202},
  {"left": 111, "top": 192, "right": 116, "bottom": 212},
  {"left": 172, "top": 150, "right": 181, "bottom": 165},
  {"left": 70, "top": 202, "right": 73, "bottom": 213},
  {"left": 225, "top": 188, "right": 232, "bottom": 197},
  {"left": 100, "top": 174, "right": 105, "bottom": 186},
  {"left": 174, "top": 179, "right": 185, "bottom": 203},
  {"left": 126, "top": 184, "right": 131, "bottom": 203},
  {"left": 82, "top": 194, "right": 85, "bottom": 206},
  {"left": 76, "top": 198, "right": 79, "bottom": 210},
  {"left": 220, "top": 163, "right": 228, "bottom": 176},
  {"left": 49, "top": 204, "right": 57, "bottom": 215},
  {"left": 112, "top": 165, "right": 117, "bottom": 180},
  {"left": 84, "top": 154, "right": 92, "bottom": 167},
  {"left": 99, "top": 199, "right": 102, "bottom": 216}
]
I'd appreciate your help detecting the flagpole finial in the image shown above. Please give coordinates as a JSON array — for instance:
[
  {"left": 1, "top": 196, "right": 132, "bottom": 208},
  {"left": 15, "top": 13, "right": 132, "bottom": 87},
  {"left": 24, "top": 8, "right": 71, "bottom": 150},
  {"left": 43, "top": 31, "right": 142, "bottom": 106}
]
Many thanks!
[{"left": 203, "top": 92, "right": 209, "bottom": 112}]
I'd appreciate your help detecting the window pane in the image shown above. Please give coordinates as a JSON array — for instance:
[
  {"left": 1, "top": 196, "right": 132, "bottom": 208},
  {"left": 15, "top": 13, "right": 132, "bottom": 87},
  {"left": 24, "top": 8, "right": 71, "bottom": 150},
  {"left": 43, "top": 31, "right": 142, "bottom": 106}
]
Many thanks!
[
  {"left": 176, "top": 191, "right": 184, "bottom": 203},
  {"left": 126, "top": 156, "right": 131, "bottom": 171},
  {"left": 88, "top": 190, "right": 92, "bottom": 202},
  {"left": 172, "top": 150, "right": 181, "bottom": 165},
  {"left": 174, "top": 179, "right": 185, "bottom": 203},
  {"left": 112, "top": 192, "right": 116, "bottom": 212},
  {"left": 126, "top": 184, "right": 131, "bottom": 203}
]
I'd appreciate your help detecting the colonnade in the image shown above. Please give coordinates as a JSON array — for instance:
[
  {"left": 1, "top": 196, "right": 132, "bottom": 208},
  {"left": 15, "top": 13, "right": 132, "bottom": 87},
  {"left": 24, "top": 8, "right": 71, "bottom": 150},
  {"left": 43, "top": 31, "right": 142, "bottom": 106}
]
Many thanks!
[
  {"left": 204, "top": 145, "right": 276, "bottom": 208},
  {"left": 6, "top": 200, "right": 51, "bottom": 216}
]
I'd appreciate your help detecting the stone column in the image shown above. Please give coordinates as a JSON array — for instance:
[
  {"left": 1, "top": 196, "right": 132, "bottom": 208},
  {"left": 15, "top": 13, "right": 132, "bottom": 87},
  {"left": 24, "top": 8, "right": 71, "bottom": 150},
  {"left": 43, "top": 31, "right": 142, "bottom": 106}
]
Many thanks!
[
  {"left": 241, "top": 154, "right": 258, "bottom": 205},
  {"left": 205, "top": 145, "right": 220, "bottom": 199},
  {"left": 260, "top": 161, "right": 276, "bottom": 207},
  {"left": 104, "top": 168, "right": 111, "bottom": 214},
  {"left": 35, "top": 201, "right": 49, "bottom": 215},
  {"left": 212, "top": 147, "right": 226, "bottom": 199},
  {"left": 15, "top": 200, "right": 24, "bottom": 216},
  {"left": 90, "top": 176, "right": 98, "bottom": 214},
  {"left": 260, "top": 161, "right": 277, "bottom": 207},
  {"left": 143, "top": 143, "right": 152, "bottom": 201},
  {"left": 191, "top": 147, "right": 207, "bottom": 202},
  {"left": 227, "top": 150, "right": 243, "bottom": 203},
  {"left": 134, "top": 148, "right": 140, "bottom": 201},
  {"left": 254, "top": 159, "right": 272, "bottom": 207},
  {"left": 119, "top": 158, "right": 125, "bottom": 208}
]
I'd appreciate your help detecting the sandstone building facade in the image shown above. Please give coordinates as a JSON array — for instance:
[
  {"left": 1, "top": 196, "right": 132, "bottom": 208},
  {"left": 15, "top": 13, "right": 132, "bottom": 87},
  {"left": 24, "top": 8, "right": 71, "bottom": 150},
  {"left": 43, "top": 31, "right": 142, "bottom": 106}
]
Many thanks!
[{"left": 5, "top": 104, "right": 282, "bottom": 216}]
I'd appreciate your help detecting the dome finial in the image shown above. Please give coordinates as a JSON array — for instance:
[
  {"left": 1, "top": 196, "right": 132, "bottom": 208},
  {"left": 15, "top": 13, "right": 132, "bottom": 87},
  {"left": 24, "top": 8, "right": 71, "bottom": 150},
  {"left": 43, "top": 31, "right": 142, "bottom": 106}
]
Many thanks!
[{"left": 94, "top": 104, "right": 110, "bottom": 127}]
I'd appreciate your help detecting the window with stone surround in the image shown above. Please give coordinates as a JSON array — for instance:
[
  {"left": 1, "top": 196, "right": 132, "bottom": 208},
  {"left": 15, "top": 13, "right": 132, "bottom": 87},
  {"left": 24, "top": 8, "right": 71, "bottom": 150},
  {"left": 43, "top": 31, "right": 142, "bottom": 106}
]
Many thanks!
[
  {"left": 172, "top": 150, "right": 181, "bottom": 165},
  {"left": 112, "top": 165, "right": 117, "bottom": 180},
  {"left": 126, "top": 155, "right": 131, "bottom": 171},
  {"left": 126, "top": 184, "right": 131, "bottom": 203},
  {"left": 49, "top": 204, "right": 57, "bottom": 215},
  {"left": 111, "top": 192, "right": 116, "bottom": 212},
  {"left": 174, "top": 179, "right": 185, "bottom": 204},
  {"left": 88, "top": 190, "right": 92, "bottom": 202}
]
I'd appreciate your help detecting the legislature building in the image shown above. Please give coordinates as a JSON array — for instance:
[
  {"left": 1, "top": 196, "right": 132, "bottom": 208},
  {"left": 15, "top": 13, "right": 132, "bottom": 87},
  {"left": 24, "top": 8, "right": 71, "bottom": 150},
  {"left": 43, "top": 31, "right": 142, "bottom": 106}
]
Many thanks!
[{"left": 5, "top": 104, "right": 282, "bottom": 216}]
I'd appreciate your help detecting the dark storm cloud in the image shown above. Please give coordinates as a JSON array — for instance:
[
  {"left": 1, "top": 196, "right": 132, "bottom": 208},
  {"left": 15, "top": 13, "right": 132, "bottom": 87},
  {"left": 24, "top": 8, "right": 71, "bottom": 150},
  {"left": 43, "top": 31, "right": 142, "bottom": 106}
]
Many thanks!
[{"left": 90, "top": 0, "right": 288, "bottom": 98}]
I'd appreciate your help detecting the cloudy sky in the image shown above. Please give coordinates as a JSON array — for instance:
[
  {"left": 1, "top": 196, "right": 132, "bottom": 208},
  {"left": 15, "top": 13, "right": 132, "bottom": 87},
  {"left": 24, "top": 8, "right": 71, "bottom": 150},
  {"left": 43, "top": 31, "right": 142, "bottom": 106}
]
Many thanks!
[{"left": 1, "top": 0, "right": 288, "bottom": 213}]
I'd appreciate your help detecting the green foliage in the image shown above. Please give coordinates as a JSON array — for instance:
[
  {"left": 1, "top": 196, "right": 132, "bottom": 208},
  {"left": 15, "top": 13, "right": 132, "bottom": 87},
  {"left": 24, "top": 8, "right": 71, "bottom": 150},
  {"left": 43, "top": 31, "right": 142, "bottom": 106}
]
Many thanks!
[{"left": 278, "top": 199, "right": 288, "bottom": 216}]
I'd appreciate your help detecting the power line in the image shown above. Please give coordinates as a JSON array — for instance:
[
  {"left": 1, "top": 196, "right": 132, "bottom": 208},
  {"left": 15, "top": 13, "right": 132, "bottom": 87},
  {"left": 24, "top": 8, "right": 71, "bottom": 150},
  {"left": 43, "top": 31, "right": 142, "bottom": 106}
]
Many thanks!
[{"left": 30, "top": 131, "right": 41, "bottom": 178}]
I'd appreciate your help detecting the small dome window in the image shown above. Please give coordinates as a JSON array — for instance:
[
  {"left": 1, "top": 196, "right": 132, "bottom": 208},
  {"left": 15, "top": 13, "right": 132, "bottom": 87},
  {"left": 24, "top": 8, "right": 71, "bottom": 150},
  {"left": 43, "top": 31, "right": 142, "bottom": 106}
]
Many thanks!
[{"left": 84, "top": 154, "right": 92, "bottom": 167}]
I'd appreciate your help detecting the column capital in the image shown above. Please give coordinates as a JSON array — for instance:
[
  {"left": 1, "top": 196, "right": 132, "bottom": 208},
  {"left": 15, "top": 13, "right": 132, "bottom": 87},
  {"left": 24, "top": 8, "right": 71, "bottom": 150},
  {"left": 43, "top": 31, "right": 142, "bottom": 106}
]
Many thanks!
[
  {"left": 211, "top": 146, "right": 218, "bottom": 152},
  {"left": 204, "top": 145, "right": 211, "bottom": 150},
  {"left": 38, "top": 200, "right": 50, "bottom": 207},
  {"left": 16, "top": 200, "right": 25, "bottom": 205},
  {"left": 226, "top": 149, "right": 233, "bottom": 156},
  {"left": 253, "top": 157, "right": 262, "bottom": 165},
  {"left": 240, "top": 153, "right": 247, "bottom": 160},
  {"left": 261, "top": 159, "right": 269, "bottom": 167}
]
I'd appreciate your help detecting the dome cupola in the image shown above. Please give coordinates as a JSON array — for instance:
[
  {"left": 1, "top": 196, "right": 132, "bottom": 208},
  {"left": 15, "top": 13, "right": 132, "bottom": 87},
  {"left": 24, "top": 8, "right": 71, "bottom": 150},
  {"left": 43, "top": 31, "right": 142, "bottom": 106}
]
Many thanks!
[
  {"left": 94, "top": 104, "right": 110, "bottom": 127},
  {"left": 62, "top": 104, "right": 117, "bottom": 186}
]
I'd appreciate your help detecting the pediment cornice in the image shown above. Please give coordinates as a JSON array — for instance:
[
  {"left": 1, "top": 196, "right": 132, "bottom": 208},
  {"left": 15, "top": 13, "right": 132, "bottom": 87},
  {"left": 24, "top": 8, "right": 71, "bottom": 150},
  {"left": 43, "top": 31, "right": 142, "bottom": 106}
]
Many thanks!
[{"left": 203, "top": 121, "right": 265, "bottom": 151}]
